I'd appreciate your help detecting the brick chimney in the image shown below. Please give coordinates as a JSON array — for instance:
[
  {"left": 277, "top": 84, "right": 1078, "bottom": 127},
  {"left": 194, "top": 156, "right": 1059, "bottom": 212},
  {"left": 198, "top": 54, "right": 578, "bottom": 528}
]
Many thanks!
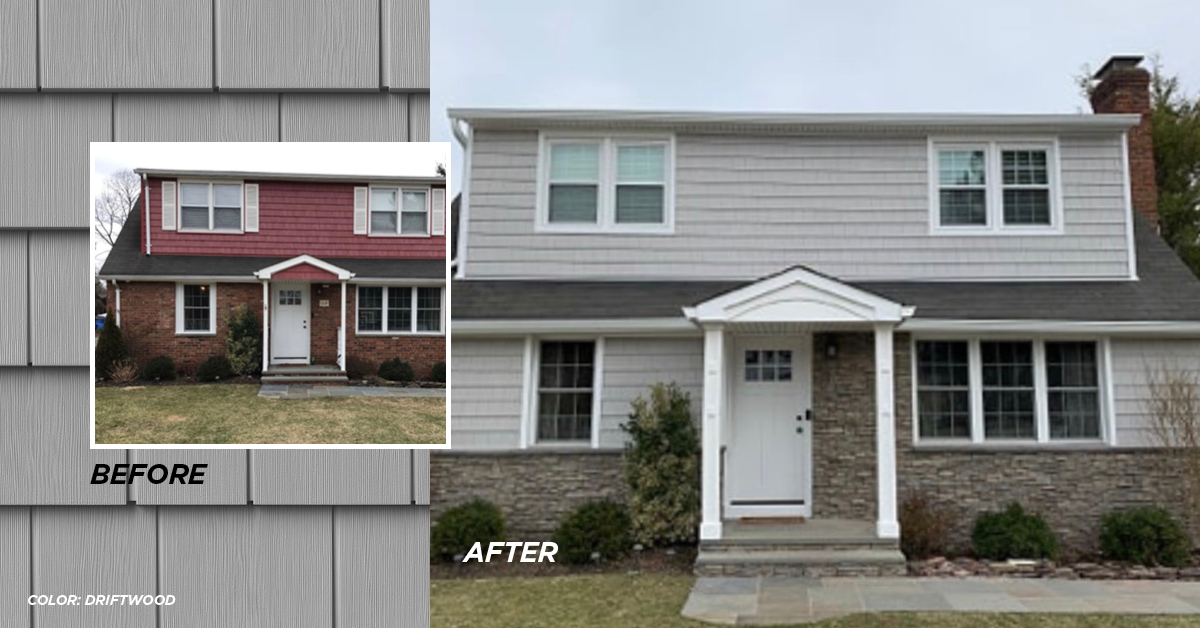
[{"left": 1090, "top": 55, "right": 1158, "bottom": 225}]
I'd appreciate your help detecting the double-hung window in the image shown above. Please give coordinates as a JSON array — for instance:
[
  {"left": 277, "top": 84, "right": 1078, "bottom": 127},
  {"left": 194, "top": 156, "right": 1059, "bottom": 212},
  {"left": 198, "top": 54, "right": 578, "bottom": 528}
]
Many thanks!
[
  {"left": 175, "top": 283, "right": 216, "bottom": 334},
  {"left": 370, "top": 188, "right": 429, "bottom": 236},
  {"left": 914, "top": 339, "right": 1104, "bottom": 443},
  {"left": 179, "top": 182, "right": 242, "bottom": 232},
  {"left": 357, "top": 286, "right": 442, "bottom": 334},
  {"left": 536, "top": 341, "right": 595, "bottom": 443},
  {"left": 540, "top": 135, "right": 673, "bottom": 232},
  {"left": 931, "top": 140, "right": 1058, "bottom": 232}
]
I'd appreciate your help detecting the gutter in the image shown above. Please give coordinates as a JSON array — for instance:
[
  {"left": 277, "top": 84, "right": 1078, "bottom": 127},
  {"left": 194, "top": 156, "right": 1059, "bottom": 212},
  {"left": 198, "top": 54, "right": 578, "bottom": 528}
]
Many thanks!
[
  {"left": 449, "top": 116, "right": 471, "bottom": 279},
  {"left": 142, "top": 172, "right": 150, "bottom": 255}
]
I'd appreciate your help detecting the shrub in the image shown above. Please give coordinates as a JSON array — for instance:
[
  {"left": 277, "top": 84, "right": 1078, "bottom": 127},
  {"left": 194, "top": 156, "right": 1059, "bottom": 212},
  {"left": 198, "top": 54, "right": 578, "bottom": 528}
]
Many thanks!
[
  {"left": 972, "top": 503, "right": 1058, "bottom": 561},
  {"left": 94, "top": 311, "right": 131, "bottom": 379},
  {"left": 552, "top": 501, "right": 633, "bottom": 565},
  {"left": 430, "top": 361, "right": 446, "bottom": 383},
  {"left": 108, "top": 358, "right": 140, "bottom": 386},
  {"left": 378, "top": 358, "right": 415, "bottom": 382},
  {"left": 195, "top": 355, "right": 235, "bottom": 382},
  {"left": 1100, "top": 507, "right": 1190, "bottom": 567},
  {"left": 621, "top": 382, "right": 699, "bottom": 546},
  {"left": 899, "top": 491, "right": 958, "bottom": 559},
  {"left": 225, "top": 304, "right": 262, "bottom": 376},
  {"left": 432, "top": 499, "right": 505, "bottom": 562},
  {"left": 141, "top": 356, "right": 177, "bottom": 381},
  {"left": 345, "top": 356, "right": 377, "bottom": 380}
]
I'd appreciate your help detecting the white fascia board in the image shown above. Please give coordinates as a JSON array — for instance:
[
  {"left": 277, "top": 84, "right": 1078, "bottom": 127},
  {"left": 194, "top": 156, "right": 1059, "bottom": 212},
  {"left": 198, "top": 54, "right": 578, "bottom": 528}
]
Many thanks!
[
  {"left": 452, "top": 318, "right": 699, "bottom": 336},
  {"left": 254, "top": 254, "right": 355, "bottom": 280},
  {"left": 99, "top": 275, "right": 261, "bottom": 283},
  {"left": 900, "top": 318, "right": 1200, "bottom": 336},
  {"left": 688, "top": 266, "right": 905, "bottom": 323}
]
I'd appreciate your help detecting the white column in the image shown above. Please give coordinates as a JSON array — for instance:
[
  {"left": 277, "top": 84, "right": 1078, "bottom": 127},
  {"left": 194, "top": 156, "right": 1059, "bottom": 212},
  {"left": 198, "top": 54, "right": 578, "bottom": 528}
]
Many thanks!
[
  {"left": 339, "top": 281, "right": 347, "bottom": 371},
  {"left": 874, "top": 323, "right": 899, "bottom": 539},
  {"left": 700, "top": 324, "right": 725, "bottom": 541},
  {"left": 261, "top": 280, "right": 270, "bottom": 373}
]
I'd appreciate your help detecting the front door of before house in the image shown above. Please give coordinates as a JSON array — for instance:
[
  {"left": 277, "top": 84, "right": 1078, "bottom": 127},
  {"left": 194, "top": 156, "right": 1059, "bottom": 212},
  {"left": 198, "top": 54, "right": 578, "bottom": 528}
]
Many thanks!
[
  {"left": 726, "top": 335, "right": 812, "bottom": 519},
  {"left": 270, "top": 282, "right": 310, "bottom": 364}
]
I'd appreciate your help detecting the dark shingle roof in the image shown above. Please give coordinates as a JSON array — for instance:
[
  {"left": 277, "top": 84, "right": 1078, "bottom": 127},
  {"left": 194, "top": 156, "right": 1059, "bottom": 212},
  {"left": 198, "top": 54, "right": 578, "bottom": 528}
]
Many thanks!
[
  {"left": 453, "top": 214, "right": 1200, "bottom": 323},
  {"left": 99, "top": 200, "right": 445, "bottom": 280}
]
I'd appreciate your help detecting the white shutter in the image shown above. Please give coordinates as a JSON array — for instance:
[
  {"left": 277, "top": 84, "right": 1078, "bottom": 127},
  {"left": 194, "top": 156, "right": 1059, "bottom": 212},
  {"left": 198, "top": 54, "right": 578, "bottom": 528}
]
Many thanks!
[
  {"left": 244, "top": 184, "right": 259, "bottom": 232},
  {"left": 431, "top": 188, "right": 445, "bottom": 236},
  {"left": 161, "top": 181, "right": 176, "bottom": 231},
  {"left": 354, "top": 187, "right": 368, "bottom": 234}
]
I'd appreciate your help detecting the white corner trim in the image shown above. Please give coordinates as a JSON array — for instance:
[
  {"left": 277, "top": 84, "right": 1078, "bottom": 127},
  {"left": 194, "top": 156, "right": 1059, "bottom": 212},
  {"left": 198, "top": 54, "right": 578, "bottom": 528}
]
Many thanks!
[
  {"left": 254, "top": 254, "right": 355, "bottom": 281},
  {"left": 1120, "top": 132, "right": 1139, "bottom": 280},
  {"left": 590, "top": 337, "right": 605, "bottom": 449},
  {"left": 174, "top": 282, "right": 217, "bottom": 335},
  {"left": 1102, "top": 337, "right": 1117, "bottom": 446},
  {"left": 454, "top": 119, "right": 473, "bottom": 279},
  {"left": 687, "top": 266, "right": 907, "bottom": 324},
  {"left": 519, "top": 335, "right": 534, "bottom": 449}
]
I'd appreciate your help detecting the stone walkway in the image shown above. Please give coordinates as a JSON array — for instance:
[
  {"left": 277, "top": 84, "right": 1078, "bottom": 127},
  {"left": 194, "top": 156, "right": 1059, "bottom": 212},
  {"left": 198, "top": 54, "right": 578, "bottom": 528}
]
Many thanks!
[
  {"left": 682, "top": 576, "right": 1200, "bottom": 624},
  {"left": 258, "top": 385, "right": 445, "bottom": 399}
]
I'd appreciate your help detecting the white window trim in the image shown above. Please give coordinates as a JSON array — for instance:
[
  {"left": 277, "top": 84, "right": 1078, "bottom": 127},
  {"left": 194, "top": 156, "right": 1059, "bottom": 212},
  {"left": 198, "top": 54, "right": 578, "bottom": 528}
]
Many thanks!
[
  {"left": 535, "top": 132, "right": 676, "bottom": 235},
  {"left": 174, "top": 282, "right": 217, "bottom": 335},
  {"left": 524, "top": 336, "right": 604, "bottom": 449},
  {"left": 910, "top": 336, "right": 1113, "bottom": 447},
  {"left": 354, "top": 285, "right": 444, "bottom": 336},
  {"left": 367, "top": 185, "right": 432, "bottom": 238},
  {"left": 927, "top": 138, "right": 1063, "bottom": 235},
  {"left": 176, "top": 180, "right": 245, "bottom": 234}
]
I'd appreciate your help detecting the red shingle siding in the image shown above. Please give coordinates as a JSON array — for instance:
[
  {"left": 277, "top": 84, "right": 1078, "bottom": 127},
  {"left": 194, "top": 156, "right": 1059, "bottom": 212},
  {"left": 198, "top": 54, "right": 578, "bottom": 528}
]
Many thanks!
[
  {"left": 146, "top": 178, "right": 447, "bottom": 259},
  {"left": 274, "top": 263, "right": 338, "bottom": 281}
]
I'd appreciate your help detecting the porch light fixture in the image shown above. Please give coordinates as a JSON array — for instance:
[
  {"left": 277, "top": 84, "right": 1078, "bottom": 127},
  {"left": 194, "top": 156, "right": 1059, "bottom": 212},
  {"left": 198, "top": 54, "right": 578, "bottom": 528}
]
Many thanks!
[{"left": 825, "top": 337, "right": 838, "bottom": 359}]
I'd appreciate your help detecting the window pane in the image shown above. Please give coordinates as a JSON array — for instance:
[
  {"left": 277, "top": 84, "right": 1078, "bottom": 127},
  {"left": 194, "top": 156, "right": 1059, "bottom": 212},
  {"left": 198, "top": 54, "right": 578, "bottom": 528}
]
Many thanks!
[
  {"left": 402, "top": 190, "right": 426, "bottom": 212},
  {"left": 616, "top": 145, "right": 665, "bottom": 182},
  {"left": 916, "top": 341, "right": 971, "bottom": 439},
  {"left": 387, "top": 287, "right": 412, "bottom": 332},
  {"left": 358, "top": 287, "right": 383, "bottom": 331},
  {"left": 940, "top": 189, "right": 987, "bottom": 225},
  {"left": 1002, "top": 150, "right": 1048, "bottom": 185},
  {"left": 1049, "top": 391, "right": 1100, "bottom": 439},
  {"left": 918, "top": 390, "right": 971, "bottom": 439},
  {"left": 417, "top": 287, "right": 440, "bottom": 332},
  {"left": 214, "top": 207, "right": 241, "bottom": 230},
  {"left": 180, "top": 183, "right": 208, "bottom": 206},
  {"left": 370, "top": 212, "right": 397, "bottom": 234},
  {"left": 213, "top": 184, "right": 241, "bottom": 207},
  {"left": 1047, "top": 342, "right": 1100, "bottom": 439},
  {"left": 183, "top": 285, "right": 210, "bottom": 331},
  {"left": 615, "top": 186, "right": 664, "bottom": 224},
  {"left": 180, "top": 207, "right": 208, "bottom": 230},
  {"left": 537, "top": 341, "right": 595, "bottom": 442},
  {"left": 549, "top": 143, "right": 599, "bottom": 181},
  {"left": 1003, "top": 189, "right": 1051, "bottom": 225},
  {"left": 983, "top": 390, "right": 1036, "bottom": 438},
  {"left": 548, "top": 184, "right": 598, "bottom": 223},
  {"left": 371, "top": 189, "right": 398, "bottom": 213},
  {"left": 981, "top": 341, "right": 1035, "bottom": 439},
  {"left": 938, "top": 150, "right": 986, "bottom": 186},
  {"left": 401, "top": 212, "right": 427, "bottom": 234}
]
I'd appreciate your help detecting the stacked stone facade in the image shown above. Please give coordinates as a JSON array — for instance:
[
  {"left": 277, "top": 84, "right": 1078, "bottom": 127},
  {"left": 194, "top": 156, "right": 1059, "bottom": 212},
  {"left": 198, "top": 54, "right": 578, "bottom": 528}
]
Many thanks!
[{"left": 811, "top": 332, "right": 877, "bottom": 521}]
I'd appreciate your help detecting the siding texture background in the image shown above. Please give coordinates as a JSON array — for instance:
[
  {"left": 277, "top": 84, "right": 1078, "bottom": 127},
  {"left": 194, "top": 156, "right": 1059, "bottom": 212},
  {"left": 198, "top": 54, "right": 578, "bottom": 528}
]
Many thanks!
[{"left": 0, "top": 1, "right": 431, "bottom": 625}]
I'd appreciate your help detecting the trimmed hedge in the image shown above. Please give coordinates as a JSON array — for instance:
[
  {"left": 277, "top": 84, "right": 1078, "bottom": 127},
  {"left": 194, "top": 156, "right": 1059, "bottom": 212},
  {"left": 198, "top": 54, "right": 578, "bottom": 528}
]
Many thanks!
[
  {"left": 1101, "top": 507, "right": 1190, "bottom": 567},
  {"left": 95, "top": 313, "right": 131, "bottom": 379},
  {"left": 432, "top": 499, "right": 505, "bottom": 562},
  {"left": 141, "top": 356, "right": 177, "bottom": 381},
  {"left": 552, "top": 501, "right": 633, "bottom": 565},
  {"left": 378, "top": 358, "right": 415, "bottom": 382},
  {"left": 972, "top": 503, "right": 1058, "bottom": 560},
  {"left": 195, "top": 355, "right": 235, "bottom": 382},
  {"left": 430, "top": 361, "right": 446, "bottom": 383}
]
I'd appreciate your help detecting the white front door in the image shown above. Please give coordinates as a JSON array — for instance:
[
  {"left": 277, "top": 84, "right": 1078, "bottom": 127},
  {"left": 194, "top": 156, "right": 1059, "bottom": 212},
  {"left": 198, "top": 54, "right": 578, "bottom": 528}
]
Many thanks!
[
  {"left": 270, "top": 282, "right": 310, "bottom": 364},
  {"left": 726, "top": 335, "right": 812, "bottom": 518}
]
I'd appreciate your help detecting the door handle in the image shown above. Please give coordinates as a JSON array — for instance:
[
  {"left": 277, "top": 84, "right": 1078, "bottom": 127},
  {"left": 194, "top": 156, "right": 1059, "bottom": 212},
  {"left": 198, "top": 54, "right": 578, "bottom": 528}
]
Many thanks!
[{"left": 805, "top": 409, "right": 813, "bottom": 422}]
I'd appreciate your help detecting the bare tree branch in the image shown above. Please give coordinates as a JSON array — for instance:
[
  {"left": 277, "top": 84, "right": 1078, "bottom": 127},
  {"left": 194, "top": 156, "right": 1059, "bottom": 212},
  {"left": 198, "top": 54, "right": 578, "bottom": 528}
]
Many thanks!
[
  {"left": 94, "top": 169, "right": 142, "bottom": 248},
  {"left": 1146, "top": 363, "right": 1200, "bottom": 541}
]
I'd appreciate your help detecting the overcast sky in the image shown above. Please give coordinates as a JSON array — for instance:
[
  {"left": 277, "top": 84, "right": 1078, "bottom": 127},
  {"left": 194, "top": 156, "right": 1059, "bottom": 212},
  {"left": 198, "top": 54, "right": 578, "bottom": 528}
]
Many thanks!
[
  {"left": 432, "top": 0, "right": 1200, "bottom": 194},
  {"left": 91, "top": 142, "right": 449, "bottom": 269}
]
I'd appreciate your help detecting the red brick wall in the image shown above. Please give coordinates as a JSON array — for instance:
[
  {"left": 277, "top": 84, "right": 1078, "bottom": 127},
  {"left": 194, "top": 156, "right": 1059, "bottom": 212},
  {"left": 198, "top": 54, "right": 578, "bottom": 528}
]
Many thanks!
[
  {"left": 1090, "top": 64, "right": 1158, "bottom": 225},
  {"left": 309, "top": 282, "right": 342, "bottom": 364}
]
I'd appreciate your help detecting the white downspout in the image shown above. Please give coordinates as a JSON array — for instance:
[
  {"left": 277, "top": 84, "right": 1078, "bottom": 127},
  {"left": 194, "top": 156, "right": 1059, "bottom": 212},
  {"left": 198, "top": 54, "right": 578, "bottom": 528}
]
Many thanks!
[
  {"left": 114, "top": 281, "right": 121, "bottom": 327},
  {"left": 142, "top": 173, "right": 151, "bottom": 254},
  {"left": 450, "top": 117, "right": 472, "bottom": 279}
]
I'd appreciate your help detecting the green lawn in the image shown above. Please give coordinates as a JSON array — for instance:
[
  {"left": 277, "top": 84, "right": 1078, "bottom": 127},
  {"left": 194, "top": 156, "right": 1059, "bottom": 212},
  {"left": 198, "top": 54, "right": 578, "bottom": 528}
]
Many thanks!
[
  {"left": 95, "top": 384, "right": 445, "bottom": 445},
  {"left": 431, "top": 574, "right": 1200, "bottom": 628}
]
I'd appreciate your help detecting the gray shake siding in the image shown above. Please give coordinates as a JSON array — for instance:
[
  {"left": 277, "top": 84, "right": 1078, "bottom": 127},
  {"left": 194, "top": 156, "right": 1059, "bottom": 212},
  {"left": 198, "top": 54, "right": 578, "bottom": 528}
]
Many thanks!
[
  {"left": 464, "top": 130, "right": 1131, "bottom": 281},
  {"left": 1111, "top": 338, "right": 1200, "bottom": 447}
]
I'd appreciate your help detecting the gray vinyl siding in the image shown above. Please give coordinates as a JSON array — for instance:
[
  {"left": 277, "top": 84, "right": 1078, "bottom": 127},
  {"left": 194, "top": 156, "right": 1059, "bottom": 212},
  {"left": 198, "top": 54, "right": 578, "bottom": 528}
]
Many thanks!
[
  {"left": 114, "top": 93, "right": 280, "bottom": 141},
  {"left": 335, "top": 506, "right": 430, "bottom": 628},
  {"left": 131, "top": 449, "right": 249, "bottom": 505},
  {"left": 0, "top": 94, "right": 111, "bottom": 228},
  {"left": 0, "top": 0, "right": 36, "bottom": 89},
  {"left": 41, "top": 0, "right": 213, "bottom": 90},
  {"left": 253, "top": 451, "right": 415, "bottom": 505},
  {"left": 410, "top": 92, "right": 430, "bottom": 141},
  {"left": 0, "top": 508, "right": 29, "bottom": 626},
  {"left": 281, "top": 93, "right": 410, "bottom": 141},
  {"left": 1111, "top": 338, "right": 1200, "bottom": 447},
  {"left": 449, "top": 338, "right": 526, "bottom": 449},
  {"left": 413, "top": 449, "right": 430, "bottom": 504},
  {"left": 386, "top": 0, "right": 430, "bottom": 90},
  {"left": 216, "top": 0, "right": 379, "bottom": 90},
  {"left": 465, "top": 130, "right": 1133, "bottom": 281},
  {"left": 30, "top": 232, "right": 89, "bottom": 366},
  {"left": 599, "top": 337, "right": 704, "bottom": 448},
  {"left": 0, "top": 233, "right": 28, "bottom": 366}
]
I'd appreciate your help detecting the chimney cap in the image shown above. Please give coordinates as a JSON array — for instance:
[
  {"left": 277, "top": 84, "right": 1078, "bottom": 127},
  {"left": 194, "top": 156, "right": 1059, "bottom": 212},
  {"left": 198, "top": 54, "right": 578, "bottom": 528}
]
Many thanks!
[{"left": 1094, "top": 55, "right": 1145, "bottom": 80}]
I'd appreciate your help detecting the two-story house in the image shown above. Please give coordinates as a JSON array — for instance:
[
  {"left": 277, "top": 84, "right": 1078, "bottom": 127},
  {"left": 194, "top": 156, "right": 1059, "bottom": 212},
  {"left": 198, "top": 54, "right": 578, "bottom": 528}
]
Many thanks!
[
  {"left": 444, "top": 56, "right": 1200, "bottom": 573},
  {"left": 99, "top": 169, "right": 447, "bottom": 381}
]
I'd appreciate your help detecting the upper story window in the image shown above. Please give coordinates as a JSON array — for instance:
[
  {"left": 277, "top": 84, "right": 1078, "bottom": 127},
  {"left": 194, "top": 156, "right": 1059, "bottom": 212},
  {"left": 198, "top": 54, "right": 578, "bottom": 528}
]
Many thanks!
[
  {"left": 369, "top": 188, "right": 429, "bottom": 236},
  {"left": 538, "top": 134, "right": 674, "bottom": 234},
  {"left": 179, "top": 182, "right": 242, "bottom": 232},
  {"left": 930, "top": 140, "right": 1060, "bottom": 234}
]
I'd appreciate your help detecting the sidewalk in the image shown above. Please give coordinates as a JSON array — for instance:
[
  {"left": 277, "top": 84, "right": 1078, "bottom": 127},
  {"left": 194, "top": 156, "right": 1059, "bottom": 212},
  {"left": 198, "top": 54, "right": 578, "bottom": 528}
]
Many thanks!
[
  {"left": 258, "top": 385, "right": 446, "bottom": 399},
  {"left": 682, "top": 576, "right": 1200, "bottom": 624}
]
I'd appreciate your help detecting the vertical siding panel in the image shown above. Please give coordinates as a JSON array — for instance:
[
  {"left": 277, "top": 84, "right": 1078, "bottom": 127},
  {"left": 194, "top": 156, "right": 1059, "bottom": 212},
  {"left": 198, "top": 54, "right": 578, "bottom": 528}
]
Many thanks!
[
  {"left": 280, "top": 94, "right": 409, "bottom": 141},
  {"left": 114, "top": 94, "right": 279, "bottom": 141},
  {"left": 40, "top": 0, "right": 212, "bottom": 89},
  {"left": 159, "top": 506, "right": 333, "bottom": 628},
  {"left": 409, "top": 92, "right": 429, "bottom": 141},
  {"left": 334, "top": 506, "right": 428, "bottom": 628},
  {"left": 0, "top": 368, "right": 125, "bottom": 504},
  {"left": 0, "top": 0, "right": 36, "bottom": 89},
  {"left": 386, "top": 0, "right": 429, "bottom": 90},
  {"left": 413, "top": 450, "right": 429, "bottom": 504},
  {"left": 253, "top": 451, "right": 412, "bottom": 504},
  {"left": 0, "top": 232, "right": 28, "bottom": 366},
  {"left": 217, "top": 0, "right": 378, "bottom": 90},
  {"left": 0, "top": 507, "right": 30, "bottom": 628},
  {"left": 29, "top": 232, "right": 89, "bottom": 366},
  {"left": 32, "top": 507, "right": 155, "bottom": 628},
  {"left": 131, "top": 450, "right": 248, "bottom": 505},
  {"left": 0, "top": 94, "right": 111, "bottom": 227}
]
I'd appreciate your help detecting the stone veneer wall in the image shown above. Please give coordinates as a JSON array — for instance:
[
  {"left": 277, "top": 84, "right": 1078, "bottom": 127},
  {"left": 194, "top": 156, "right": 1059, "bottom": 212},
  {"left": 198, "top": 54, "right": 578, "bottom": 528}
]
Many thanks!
[
  {"left": 429, "top": 451, "right": 627, "bottom": 538},
  {"left": 811, "top": 332, "right": 877, "bottom": 521}
]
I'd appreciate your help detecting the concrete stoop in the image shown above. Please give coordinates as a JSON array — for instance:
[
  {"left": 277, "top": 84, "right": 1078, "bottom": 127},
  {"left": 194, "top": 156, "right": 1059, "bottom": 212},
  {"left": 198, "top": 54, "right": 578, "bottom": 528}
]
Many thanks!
[
  {"left": 262, "top": 364, "right": 348, "bottom": 385},
  {"left": 694, "top": 548, "right": 907, "bottom": 577}
]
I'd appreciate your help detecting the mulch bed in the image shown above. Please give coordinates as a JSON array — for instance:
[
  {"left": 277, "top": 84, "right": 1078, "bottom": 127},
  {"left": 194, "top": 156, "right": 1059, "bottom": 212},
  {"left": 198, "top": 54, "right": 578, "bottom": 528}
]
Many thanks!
[
  {"left": 431, "top": 546, "right": 696, "bottom": 580},
  {"left": 910, "top": 556, "right": 1200, "bottom": 580},
  {"left": 95, "top": 375, "right": 259, "bottom": 388}
]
